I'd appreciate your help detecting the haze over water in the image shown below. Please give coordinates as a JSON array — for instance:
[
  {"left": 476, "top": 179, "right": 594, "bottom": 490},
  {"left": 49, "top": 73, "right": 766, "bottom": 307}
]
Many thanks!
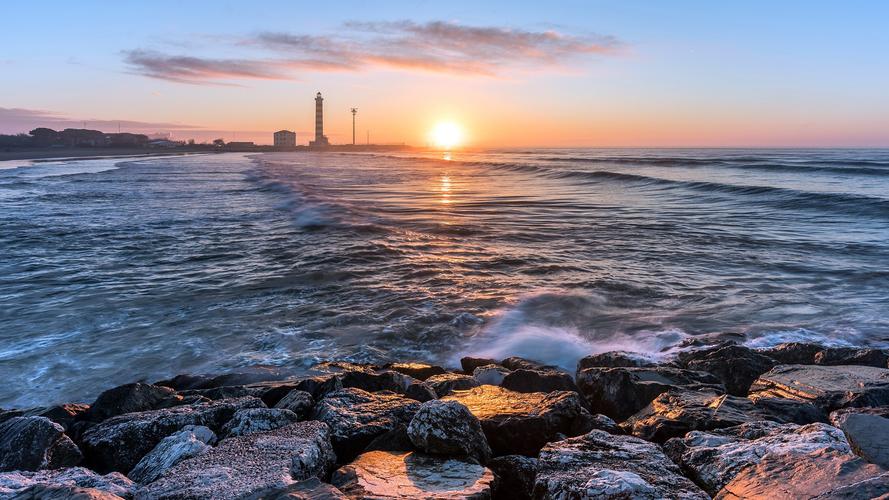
[{"left": 2, "top": 149, "right": 888, "bottom": 407}]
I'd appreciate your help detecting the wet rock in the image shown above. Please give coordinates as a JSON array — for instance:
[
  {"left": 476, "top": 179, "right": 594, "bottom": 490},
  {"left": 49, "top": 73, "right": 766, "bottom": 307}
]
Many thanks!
[
  {"left": 425, "top": 373, "right": 480, "bottom": 397},
  {"left": 407, "top": 400, "right": 491, "bottom": 464},
  {"left": 273, "top": 390, "right": 315, "bottom": 419},
  {"left": 570, "top": 409, "right": 622, "bottom": 435},
  {"left": 222, "top": 408, "right": 300, "bottom": 438},
  {"left": 676, "top": 344, "right": 777, "bottom": 396},
  {"left": 576, "top": 366, "right": 722, "bottom": 420},
  {"left": 11, "top": 483, "right": 125, "bottom": 499},
  {"left": 442, "top": 386, "right": 587, "bottom": 456},
  {"left": 488, "top": 455, "right": 536, "bottom": 500},
  {"left": 0, "top": 409, "right": 24, "bottom": 424},
  {"left": 137, "top": 422, "right": 335, "bottom": 499},
  {"left": 384, "top": 362, "right": 447, "bottom": 381},
  {"left": 0, "top": 467, "right": 134, "bottom": 498},
  {"left": 533, "top": 430, "right": 709, "bottom": 500},
  {"left": 275, "top": 375, "right": 343, "bottom": 401},
  {"left": 500, "top": 357, "right": 550, "bottom": 371},
  {"left": 243, "top": 477, "right": 347, "bottom": 499},
  {"left": 814, "top": 346, "right": 889, "bottom": 368},
  {"left": 749, "top": 364, "right": 889, "bottom": 411},
  {"left": 82, "top": 383, "right": 184, "bottom": 423},
  {"left": 310, "top": 388, "right": 420, "bottom": 461},
  {"left": 0, "top": 416, "right": 82, "bottom": 471},
  {"left": 23, "top": 404, "right": 91, "bottom": 432},
  {"left": 757, "top": 342, "right": 823, "bottom": 364},
  {"left": 576, "top": 351, "right": 657, "bottom": 370},
  {"left": 339, "top": 369, "right": 420, "bottom": 395},
  {"left": 472, "top": 365, "right": 511, "bottom": 386},
  {"left": 362, "top": 424, "right": 414, "bottom": 453},
  {"left": 331, "top": 450, "right": 495, "bottom": 499},
  {"left": 830, "top": 407, "right": 889, "bottom": 468},
  {"left": 128, "top": 425, "right": 216, "bottom": 484},
  {"left": 663, "top": 421, "right": 852, "bottom": 494},
  {"left": 190, "top": 368, "right": 297, "bottom": 390},
  {"left": 461, "top": 357, "right": 500, "bottom": 374},
  {"left": 500, "top": 369, "right": 578, "bottom": 394},
  {"left": 179, "top": 385, "right": 266, "bottom": 402},
  {"left": 81, "top": 396, "right": 264, "bottom": 473},
  {"left": 403, "top": 382, "right": 437, "bottom": 402}
]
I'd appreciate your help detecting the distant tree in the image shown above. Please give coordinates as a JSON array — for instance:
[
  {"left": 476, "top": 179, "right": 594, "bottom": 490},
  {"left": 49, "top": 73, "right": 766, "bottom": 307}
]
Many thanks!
[
  {"left": 0, "top": 133, "right": 34, "bottom": 148},
  {"left": 187, "top": 139, "right": 195, "bottom": 145},
  {"left": 29, "top": 127, "right": 61, "bottom": 146},
  {"left": 212, "top": 138, "right": 225, "bottom": 147}
]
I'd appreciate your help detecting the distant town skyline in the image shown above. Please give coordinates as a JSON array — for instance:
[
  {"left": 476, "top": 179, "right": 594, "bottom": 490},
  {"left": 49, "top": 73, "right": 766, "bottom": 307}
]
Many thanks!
[{"left": 2, "top": 1, "right": 889, "bottom": 147}]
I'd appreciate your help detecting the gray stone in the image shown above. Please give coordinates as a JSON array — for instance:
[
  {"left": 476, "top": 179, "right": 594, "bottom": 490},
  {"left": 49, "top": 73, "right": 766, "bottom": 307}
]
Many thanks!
[
  {"left": 23, "top": 404, "right": 90, "bottom": 432},
  {"left": 472, "top": 365, "right": 511, "bottom": 386},
  {"left": 222, "top": 408, "right": 300, "bottom": 438},
  {"left": 0, "top": 467, "right": 134, "bottom": 498},
  {"left": 242, "top": 478, "right": 347, "bottom": 499},
  {"left": 500, "top": 357, "right": 550, "bottom": 371},
  {"left": 0, "top": 417, "right": 82, "bottom": 472},
  {"left": 128, "top": 426, "right": 216, "bottom": 484},
  {"left": 403, "top": 382, "right": 437, "bottom": 402},
  {"left": 461, "top": 357, "right": 499, "bottom": 374},
  {"left": 179, "top": 386, "right": 266, "bottom": 402},
  {"left": 576, "top": 351, "right": 657, "bottom": 370},
  {"left": 830, "top": 407, "right": 889, "bottom": 468},
  {"left": 407, "top": 400, "right": 491, "bottom": 464},
  {"left": 749, "top": 364, "right": 889, "bottom": 411},
  {"left": 331, "top": 450, "right": 495, "bottom": 499},
  {"left": 425, "top": 373, "right": 481, "bottom": 398},
  {"left": 9, "top": 484, "right": 125, "bottom": 499},
  {"left": 82, "top": 383, "right": 183, "bottom": 423},
  {"left": 384, "top": 363, "right": 447, "bottom": 381},
  {"left": 677, "top": 344, "right": 777, "bottom": 396},
  {"left": 488, "top": 455, "right": 536, "bottom": 500},
  {"left": 532, "top": 430, "right": 709, "bottom": 499},
  {"left": 500, "top": 369, "right": 578, "bottom": 394},
  {"left": 273, "top": 390, "right": 314, "bottom": 420}
]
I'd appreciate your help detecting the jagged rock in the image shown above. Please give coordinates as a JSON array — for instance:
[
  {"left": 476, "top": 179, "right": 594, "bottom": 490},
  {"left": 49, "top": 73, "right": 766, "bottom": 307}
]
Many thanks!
[
  {"left": 0, "top": 409, "right": 24, "bottom": 424},
  {"left": 23, "top": 404, "right": 90, "bottom": 432},
  {"left": 310, "top": 388, "right": 420, "bottom": 461},
  {"left": 472, "top": 365, "right": 511, "bottom": 386},
  {"left": 749, "top": 364, "right": 889, "bottom": 411},
  {"left": 273, "top": 390, "right": 314, "bottom": 419},
  {"left": 179, "top": 386, "right": 266, "bottom": 401},
  {"left": 576, "top": 366, "right": 722, "bottom": 420},
  {"left": 81, "top": 396, "right": 264, "bottom": 473},
  {"left": 259, "top": 375, "right": 343, "bottom": 402},
  {"left": 663, "top": 421, "right": 852, "bottom": 494},
  {"left": 128, "top": 426, "right": 216, "bottom": 484},
  {"left": 500, "top": 369, "right": 578, "bottom": 394},
  {"left": 757, "top": 342, "right": 824, "bottom": 364},
  {"left": 623, "top": 388, "right": 825, "bottom": 442},
  {"left": 442, "top": 386, "right": 587, "bottom": 456},
  {"left": 222, "top": 408, "right": 300, "bottom": 438},
  {"left": 830, "top": 407, "right": 889, "bottom": 468},
  {"left": 675, "top": 344, "right": 777, "bottom": 396},
  {"left": 814, "top": 346, "right": 889, "bottom": 368},
  {"left": 339, "top": 369, "right": 419, "bottom": 394},
  {"left": 0, "top": 417, "right": 82, "bottom": 472},
  {"left": 11, "top": 484, "right": 125, "bottom": 499},
  {"left": 488, "top": 455, "right": 536, "bottom": 500},
  {"left": 384, "top": 362, "right": 447, "bottom": 381},
  {"left": 533, "top": 430, "right": 709, "bottom": 499},
  {"left": 576, "top": 351, "right": 657, "bottom": 370},
  {"left": 312, "top": 361, "right": 379, "bottom": 374},
  {"left": 243, "top": 477, "right": 347, "bottom": 499},
  {"left": 570, "top": 410, "right": 622, "bottom": 435},
  {"left": 715, "top": 448, "right": 889, "bottom": 499},
  {"left": 407, "top": 400, "right": 491, "bottom": 464},
  {"left": 363, "top": 424, "right": 414, "bottom": 453},
  {"left": 136, "top": 421, "right": 336, "bottom": 500},
  {"left": 403, "top": 382, "right": 437, "bottom": 402},
  {"left": 0, "top": 467, "right": 134, "bottom": 498},
  {"left": 461, "top": 357, "right": 499, "bottom": 374},
  {"left": 169, "top": 368, "right": 296, "bottom": 390},
  {"left": 82, "top": 383, "right": 184, "bottom": 423},
  {"left": 500, "top": 357, "right": 550, "bottom": 371},
  {"left": 331, "top": 450, "right": 495, "bottom": 499},
  {"left": 425, "top": 373, "right": 480, "bottom": 397}
]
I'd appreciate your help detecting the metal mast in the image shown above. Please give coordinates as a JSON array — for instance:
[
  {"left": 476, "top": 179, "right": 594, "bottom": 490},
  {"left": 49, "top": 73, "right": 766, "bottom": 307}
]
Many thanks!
[{"left": 351, "top": 108, "right": 358, "bottom": 145}]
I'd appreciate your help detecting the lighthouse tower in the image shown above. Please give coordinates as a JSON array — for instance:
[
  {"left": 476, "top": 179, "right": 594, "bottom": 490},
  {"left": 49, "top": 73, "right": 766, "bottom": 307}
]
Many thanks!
[{"left": 310, "top": 92, "right": 329, "bottom": 147}]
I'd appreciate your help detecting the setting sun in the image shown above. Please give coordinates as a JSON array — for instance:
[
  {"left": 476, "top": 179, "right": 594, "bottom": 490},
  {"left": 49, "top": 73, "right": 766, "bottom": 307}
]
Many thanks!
[{"left": 430, "top": 122, "right": 464, "bottom": 150}]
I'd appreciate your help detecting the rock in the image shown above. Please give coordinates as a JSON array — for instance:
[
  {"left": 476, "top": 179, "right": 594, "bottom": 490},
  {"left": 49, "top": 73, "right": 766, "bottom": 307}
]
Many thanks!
[
  {"left": 128, "top": 426, "right": 216, "bottom": 484},
  {"left": 266, "top": 376, "right": 343, "bottom": 402},
  {"left": 81, "top": 396, "right": 264, "bottom": 473},
  {"left": 339, "top": 369, "right": 419, "bottom": 394},
  {"left": 570, "top": 410, "right": 622, "bottom": 435},
  {"left": 576, "top": 351, "right": 657, "bottom": 370},
  {"left": 23, "top": 404, "right": 91, "bottom": 432},
  {"left": 472, "top": 365, "right": 511, "bottom": 386},
  {"left": 830, "top": 407, "right": 889, "bottom": 468},
  {"left": 532, "top": 430, "right": 709, "bottom": 499},
  {"left": 222, "top": 408, "right": 300, "bottom": 438},
  {"left": 0, "top": 417, "right": 82, "bottom": 472},
  {"left": 676, "top": 345, "right": 777, "bottom": 396},
  {"left": 82, "top": 383, "right": 183, "bottom": 423},
  {"left": 442, "top": 386, "right": 587, "bottom": 456},
  {"left": 136, "top": 421, "right": 336, "bottom": 500},
  {"left": 180, "top": 385, "right": 266, "bottom": 402},
  {"left": 310, "top": 388, "right": 420, "bottom": 461},
  {"left": 384, "top": 362, "right": 447, "bottom": 381},
  {"left": 10, "top": 484, "right": 125, "bottom": 499},
  {"left": 622, "top": 388, "right": 825, "bottom": 442},
  {"left": 758, "top": 342, "right": 824, "bottom": 364},
  {"left": 749, "top": 364, "right": 889, "bottom": 411},
  {"left": 0, "top": 409, "right": 24, "bottom": 424},
  {"left": 184, "top": 368, "right": 296, "bottom": 390},
  {"left": 461, "top": 357, "right": 500, "bottom": 374},
  {"left": 403, "top": 382, "right": 437, "bottom": 402},
  {"left": 500, "top": 369, "right": 578, "bottom": 394},
  {"left": 500, "top": 357, "right": 550, "bottom": 371},
  {"left": 331, "top": 450, "right": 495, "bottom": 499},
  {"left": 407, "top": 400, "right": 491, "bottom": 464},
  {"left": 814, "top": 346, "right": 889, "bottom": 368},
  {"left": 715, "top": 448, "right": 889, "bottom": 499},
  {"left": 0, "top": 467, "right": 134, "bottom": 498},
  {"left": 273, "top": 390, "right": 315, "bottom": 419},
  {"left": 576, "top": 366, "right": 722, "bottom": 420},
  {"left": 243, "top": 477, "right": 347, "bottom": 499},
  {"left": 425, "top": 373, "right": 480, "bottom": 397},
  {"left": 663, "top": 421, "right": 852, "bottom": 494},
  {"left": 362, "top": 424, "right": 414, "bottom": 453},
  {"left": 488, "top": 455, "right": 536, "bottom": 500}
]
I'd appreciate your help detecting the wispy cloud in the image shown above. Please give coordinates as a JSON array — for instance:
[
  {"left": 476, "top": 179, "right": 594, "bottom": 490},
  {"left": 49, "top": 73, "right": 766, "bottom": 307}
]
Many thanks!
[
  {"left": 0, "top": 107, "right": 200, "bottom": 134},
  {"left": 124, "top": 20, "right": 622, "bottom": 84}
]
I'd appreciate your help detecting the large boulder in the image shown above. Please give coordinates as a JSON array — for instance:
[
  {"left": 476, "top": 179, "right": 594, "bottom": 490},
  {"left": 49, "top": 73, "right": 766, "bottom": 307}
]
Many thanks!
[
  {"left": 407, "top": 400, "right": 491, "bottom": 464},
  {"left": 675, "top": 344, "right": 777, "bottom": 396},
  {"left": 0, "top": 467, "right": 134, "bottom": 498},
  {"left": 23, "top": 404, "right": 91, "bottom": 432},
  {"left": 759, "top": 343, "right": 889, "bottom": 368},
  {"left": 532, "top": 430, "right": 709, "bottom": 499},
  {"left": 461, "top": 357, "right": 500, "bottom": 374},
  {"left": 310, "top": 388, "right": 420, "bottom": 461},
  {"left": 487, "top": 455, "right": 536, "bottom": 500},
  {"left": 500, "top": 369, "right": 578, "bottom": 394},
  {"left": 425, "top": 373, "right": 480, "bottom": 398},
  {"left": 221, "top": 408, "right": 300, "bottom": 438},
  {"left": 81, "top": 396, "right": 264, "bottom": 473},
  {"left": 384, "top": 362, "right": 447, "bottom": 381},
  {"left": 830, "top": 407, "right": 889, "bottom": 468},
  {"left": 82, "top": 383, "right": 183, "bottom": 423},
  {"left": 273, "top": 390, "right": 315, "bottom": 420},
  {"left": 749, "top": 364, "right": 889, "bottom": 411},
  {"left": 331, "top": 450, "right": 496, "bottom": 499},
  {"left": 135, "top": 421, "right": 336, "bottom": 500},
  {"left": 128, "top": 425, "right": 216, "bottom": 484},
  {"left": 472, "top": 365, "right": 511, "bottom": 386},
  {"left": 442, "top": 386, "right": 587, "bottom": 456},
  {"left": 9, "top": 483, "right": 125, "bottom": 499},
  {"left": 663, "top": 421, "right": 852, "bottom": 495},
  {"left": 576, "top": 366, "right": 722, "bottom": 420},
  {"left": 576, "top": 351, "right": 657, "bottom": 370},
  {"left": 0, "top": 416, "right": 82, "bottom": 472},
  {"left": 242, "top": 478, "right": 347, "bottom": 499}
]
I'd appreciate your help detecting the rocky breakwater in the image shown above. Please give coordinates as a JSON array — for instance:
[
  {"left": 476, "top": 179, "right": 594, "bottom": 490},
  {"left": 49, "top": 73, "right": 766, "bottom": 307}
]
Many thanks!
[{"left": 0, "top": 341, "right": 886, "bottom": 499}]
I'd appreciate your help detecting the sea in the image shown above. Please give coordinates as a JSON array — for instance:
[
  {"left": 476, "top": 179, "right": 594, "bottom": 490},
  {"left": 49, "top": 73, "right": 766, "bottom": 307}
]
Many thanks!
[{"left": 1, "top": 149, "right": 888, "bottom": 408}]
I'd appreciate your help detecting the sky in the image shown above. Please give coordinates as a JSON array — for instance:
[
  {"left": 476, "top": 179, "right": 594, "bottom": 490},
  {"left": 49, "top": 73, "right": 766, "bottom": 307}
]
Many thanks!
[{"left": 1, "top": 1, "right": 888, "bottom": 147}]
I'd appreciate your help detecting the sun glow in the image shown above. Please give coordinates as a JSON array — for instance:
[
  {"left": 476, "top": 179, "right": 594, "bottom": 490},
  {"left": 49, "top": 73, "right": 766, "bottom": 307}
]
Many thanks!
[{"left": 430, "top": 122, "right": 464, "bottom": 150}]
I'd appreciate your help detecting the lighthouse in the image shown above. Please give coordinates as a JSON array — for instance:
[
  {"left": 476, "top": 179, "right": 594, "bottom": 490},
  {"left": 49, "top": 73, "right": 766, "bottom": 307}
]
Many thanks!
[{"left": 310, "top": 92, "right": 329, "bottom": 147}]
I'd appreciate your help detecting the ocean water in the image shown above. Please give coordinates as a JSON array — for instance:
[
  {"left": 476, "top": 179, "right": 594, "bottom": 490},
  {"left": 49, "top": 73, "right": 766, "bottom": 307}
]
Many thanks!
[{"left": 2, "top": 149, "right": 888, "bottom": 407}]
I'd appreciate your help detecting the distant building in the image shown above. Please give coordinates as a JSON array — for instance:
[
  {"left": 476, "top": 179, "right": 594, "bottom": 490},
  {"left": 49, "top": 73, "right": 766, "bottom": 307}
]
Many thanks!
[
  {"left": 274, "top": 130, "right": 296, "bottom": 147},
  {"left": 226, "top": 141, "right": 256, "bottom": 149},
  {"left": 147, "top": 139, "right": 181, "bottom": 148},
  {"left": 309, "top": 92, "right": 329, "bottom": 147}
]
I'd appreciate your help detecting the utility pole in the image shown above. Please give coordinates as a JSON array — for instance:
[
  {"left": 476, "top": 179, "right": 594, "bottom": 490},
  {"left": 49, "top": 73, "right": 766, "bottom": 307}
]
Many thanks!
[{"left": 351, "top": 108, "right": 358, "bottom": 145}]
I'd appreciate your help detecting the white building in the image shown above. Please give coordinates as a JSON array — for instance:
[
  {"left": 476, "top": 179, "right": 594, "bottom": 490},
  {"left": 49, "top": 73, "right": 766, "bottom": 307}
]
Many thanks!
[{"left": 274, "top": 130, "right": 297, "bottom": 147}]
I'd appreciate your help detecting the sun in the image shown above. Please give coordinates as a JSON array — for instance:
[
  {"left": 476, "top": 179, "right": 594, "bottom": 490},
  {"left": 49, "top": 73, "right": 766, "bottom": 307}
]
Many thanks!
[{"left": 430, "top": 122, "right": 464, "bottom": 150}]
